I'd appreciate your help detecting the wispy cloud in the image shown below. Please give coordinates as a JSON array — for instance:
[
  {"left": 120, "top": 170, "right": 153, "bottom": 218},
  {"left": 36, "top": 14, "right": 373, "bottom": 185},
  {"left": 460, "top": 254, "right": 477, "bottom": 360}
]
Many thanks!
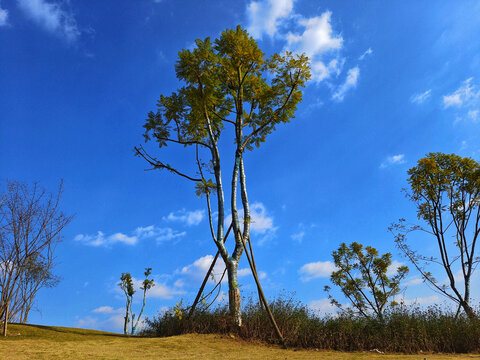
[
  {"left": 75, "top": 225, "right": 186, "bottom": 247},
  {"left": 74, "top": 231, "right": 137, "bottom": 247},
  {"left": 0, "top": 1, "right": 8, "bottom": 26},
  {"left": 358, "top": 47, "right": 373, "bottom": 61},
  {"left": 380, "top": 154, "right": 406, "bottom": 169},
  {"left": 443, "top": 78, "right": 480, "bottom": 123},
  {"left": 135, "top": 225, "right": 186, "bottom": 243},
  {"left": 92, "top": 306, "right": 123, "bottom": 314},
  {"left": 291, "top": 231, "right": 305, "bottom": 243},
  {"left": 443, "top": 78, "right": 480, "bottom": 108},
  {"left": 163, "top": 209, "right": 204, "bottom": 226},
  {"left": 247, "top": 0, "right": 293, "bottom": 39},
  {"left": 17, "top": 0, "right": 80, "bottom": 42},
  {"left": 410, "top": 89, "right": 432, "bottom": 104},
  {"left": 332, "top": 67, "right": 359, "bottom": 101},
  {"left": 404, "top": 277, "right": 424, "bottom": 287},
  {"left": 299, "top": 260, "right": 337, "bottom": 281}
]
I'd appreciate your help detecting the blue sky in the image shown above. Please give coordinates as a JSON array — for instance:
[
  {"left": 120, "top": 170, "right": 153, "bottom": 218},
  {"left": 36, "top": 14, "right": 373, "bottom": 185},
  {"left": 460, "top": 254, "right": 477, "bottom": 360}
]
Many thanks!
[{"left": 1, "top": 0, "right": 480, "bottom": 332}]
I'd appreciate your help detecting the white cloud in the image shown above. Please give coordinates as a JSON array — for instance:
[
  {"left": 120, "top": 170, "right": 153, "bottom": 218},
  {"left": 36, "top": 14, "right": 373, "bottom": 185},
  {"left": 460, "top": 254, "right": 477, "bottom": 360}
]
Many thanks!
[
  {"left": 443, "top": 78, "right": 480, "bottom": 109},
  {"left": 309, "top": 298, "right": 337, "bottom": 315},
  {"left": 249, "top": 202, "right": 276, "bottom": 235},
  {"left": 386, "top": 260, "right": 405, "bottom": 277},
  {"left": 163, "top": 209, "right": 204, "bottom": 226},
  {"left": 291, "top": 231, "right": 305, "bottom": 243},
  {"left": 247, "top": 0, "right": 293, "bottom": 39},
  {"left": 286, "top": 11, "right": 343, "bottom": 83},
  {"left": 358, "top": 47, "right": 373, "bottom": 60},
  {"left": 299, "top": 260, "right": 337, "bottom": 281},
  {"left": 75, "top": 225, "right": 186, "bottom": 247},
  {"left": 467, "top": 109, "right": 479, "bottom": 121},
  {"left": 410, "top": 89, "right": 432, "bottom": 104},
  {"left": 332, "top": 67, "right": 359, "bottom": 101},
  {"left": 225, "top": 202, "right": 277, "bottom": 245},
  {"left": 380, "top": 154, "right": 406, "bottom": 169},
  {"left": 179, "top": 254, "right": 227, "bottom": 283},
  {"left": 146, "top": 282, "right": 184, "bottom": 299},
  {"left": 237, "top": 268, "right": 252, "bottom": 277},
  {"left": 286, "top": 12, "right": 343, "bottom": 58},
  {"left": 0, "top": 1, "right": 8, "bottom": 26},
  {"left": 76, "top": 316, "right": 97, "bottom": 329},
  {"left": 74, "top": 231, "right": 137, "bottom": 247},
  {"left": 17, "top": 0, "right": 80, "bottom": 42},
  {"left": 92, "top": 306, "right": 123, "bottom": 314},
  {"left": 394, "top": 294, "right": 440, "bottom": 306},
  {"left": 404, "top": 277, "right": 424, "bottom": 287}
]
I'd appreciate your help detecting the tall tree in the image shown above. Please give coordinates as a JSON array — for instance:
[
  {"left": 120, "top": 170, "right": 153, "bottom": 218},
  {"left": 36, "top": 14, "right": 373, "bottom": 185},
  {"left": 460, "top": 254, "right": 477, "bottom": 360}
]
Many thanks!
[
  {"left": 135, "top": 26, "right": 310, "bottom": 325},
  {"left": 391, "top": 153, "right": 480, "bottom": 319},
  {"left": 325, "top": 242, "right": 409, "bottom": 319},
  {"left": 0, "top": 181, "right": 71, "bottom": 328}
]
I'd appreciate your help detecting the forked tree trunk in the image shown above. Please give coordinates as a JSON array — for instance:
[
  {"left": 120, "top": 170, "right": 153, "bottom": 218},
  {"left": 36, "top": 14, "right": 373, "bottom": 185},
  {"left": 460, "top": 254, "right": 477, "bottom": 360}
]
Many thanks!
[{"left": 227, "top": 261, "right": 241, "bottom": 326}]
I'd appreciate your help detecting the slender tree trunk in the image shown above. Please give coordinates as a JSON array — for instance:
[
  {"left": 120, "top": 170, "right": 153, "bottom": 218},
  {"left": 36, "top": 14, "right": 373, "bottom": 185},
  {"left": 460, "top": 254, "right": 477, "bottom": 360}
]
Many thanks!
[
  {"left": 227, "top": 260, "right": 241, "bottom": 326},
  {"left": 123, "top": 299, "right": 130, "bottom": 335},
  {"left": 3, "top": 302, "right": 8, "bottom": 337}
]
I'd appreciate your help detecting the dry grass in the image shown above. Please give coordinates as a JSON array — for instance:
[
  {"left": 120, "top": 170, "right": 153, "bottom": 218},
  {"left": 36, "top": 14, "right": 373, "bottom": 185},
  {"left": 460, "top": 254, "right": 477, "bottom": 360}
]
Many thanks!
[{"left": 0, "top": 324, "right": 479, "bottom": 360}]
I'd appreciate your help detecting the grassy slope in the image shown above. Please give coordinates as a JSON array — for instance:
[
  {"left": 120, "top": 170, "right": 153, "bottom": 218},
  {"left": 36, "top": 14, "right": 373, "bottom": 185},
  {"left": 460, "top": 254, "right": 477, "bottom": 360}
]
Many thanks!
[{"left": 1, "top": 324, "right": 480, "bottom": 360}]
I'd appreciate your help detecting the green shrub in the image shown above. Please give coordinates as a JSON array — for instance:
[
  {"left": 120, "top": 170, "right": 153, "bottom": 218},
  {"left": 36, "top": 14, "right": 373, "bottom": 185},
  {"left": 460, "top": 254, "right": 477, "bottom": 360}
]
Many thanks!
[{"left": 142, "top": 294, "right": 480, "bottom": 353}]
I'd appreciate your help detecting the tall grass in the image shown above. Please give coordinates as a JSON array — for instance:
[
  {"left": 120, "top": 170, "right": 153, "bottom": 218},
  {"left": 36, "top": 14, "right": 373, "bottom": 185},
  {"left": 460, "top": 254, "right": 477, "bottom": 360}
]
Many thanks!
[{"left": 142, "top": 295, "right": 480, "bottom": 353}]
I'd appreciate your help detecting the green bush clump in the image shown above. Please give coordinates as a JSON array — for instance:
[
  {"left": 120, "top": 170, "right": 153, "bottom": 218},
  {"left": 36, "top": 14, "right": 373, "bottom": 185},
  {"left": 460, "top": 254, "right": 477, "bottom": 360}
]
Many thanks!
[{"left": 142, "top": 294, "right": 480, "bottom": 354}]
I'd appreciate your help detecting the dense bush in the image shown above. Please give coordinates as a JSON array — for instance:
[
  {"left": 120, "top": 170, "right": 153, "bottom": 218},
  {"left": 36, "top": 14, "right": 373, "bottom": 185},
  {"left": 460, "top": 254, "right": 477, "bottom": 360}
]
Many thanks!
[{"left": 142, "top": 295, "right": 480, "bottom": 353}]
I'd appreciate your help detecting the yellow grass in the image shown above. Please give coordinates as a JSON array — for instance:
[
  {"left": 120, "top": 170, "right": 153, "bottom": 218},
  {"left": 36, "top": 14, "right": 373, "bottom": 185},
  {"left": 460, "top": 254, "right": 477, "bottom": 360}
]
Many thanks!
[{"left": 1, "top": 324, "right": 480, "bottom": 359}]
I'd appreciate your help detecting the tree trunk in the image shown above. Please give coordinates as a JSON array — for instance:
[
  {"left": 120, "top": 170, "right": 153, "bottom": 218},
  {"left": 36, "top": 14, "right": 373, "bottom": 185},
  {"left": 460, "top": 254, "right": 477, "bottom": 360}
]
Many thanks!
[
  {"left": 461, "top": 300, "right": 477, "bottom": 320},
  {"left": 3, "top": 302, "right": 8, "bottom": 337},
  {"left": 227, "top": 261, "right": 242, "bottom": 326},
  {"left": 123, "top": 300, "right": 130, "bottom": 335}
]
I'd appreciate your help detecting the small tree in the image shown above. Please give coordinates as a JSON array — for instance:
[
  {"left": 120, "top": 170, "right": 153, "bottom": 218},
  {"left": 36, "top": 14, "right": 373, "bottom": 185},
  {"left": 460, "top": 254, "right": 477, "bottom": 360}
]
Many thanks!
[
  {"left": 118, "top": 268, "right": 154, "bottom": 335},
  {"left": 135, "top": 25, "right": 310, "bottom": 325},
  {"left": 131, "top": 268, "right": 154, "bottom": 335},
  {"left": 324, "top": 242, "right": 409, "bottom": 319},
  {"left": 391, "top": 152, "right": 480, "bottom": 319}
]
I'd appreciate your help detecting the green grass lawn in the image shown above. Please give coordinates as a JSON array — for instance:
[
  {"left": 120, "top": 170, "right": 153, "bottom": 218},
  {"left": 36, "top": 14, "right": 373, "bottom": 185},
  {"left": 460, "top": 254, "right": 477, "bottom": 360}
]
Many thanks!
[{"left": 1, "top": 324, "right": 480, "bottom": 359}]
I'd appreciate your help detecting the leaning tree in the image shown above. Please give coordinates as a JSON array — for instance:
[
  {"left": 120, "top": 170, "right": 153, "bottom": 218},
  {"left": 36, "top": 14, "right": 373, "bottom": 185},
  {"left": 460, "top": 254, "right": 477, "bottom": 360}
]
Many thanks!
[
  {"left": 135, "top": 26, "right": 310, "bottom": 325},
  {"left": 391, "top": 153, "right": 480, "bottom": 319}
]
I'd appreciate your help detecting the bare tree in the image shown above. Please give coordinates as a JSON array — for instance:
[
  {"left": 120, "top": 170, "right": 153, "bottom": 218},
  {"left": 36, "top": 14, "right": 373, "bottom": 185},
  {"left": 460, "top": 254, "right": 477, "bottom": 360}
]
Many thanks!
[{"left": 0, "top": 180, "right": 72, "bottom": 329}]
